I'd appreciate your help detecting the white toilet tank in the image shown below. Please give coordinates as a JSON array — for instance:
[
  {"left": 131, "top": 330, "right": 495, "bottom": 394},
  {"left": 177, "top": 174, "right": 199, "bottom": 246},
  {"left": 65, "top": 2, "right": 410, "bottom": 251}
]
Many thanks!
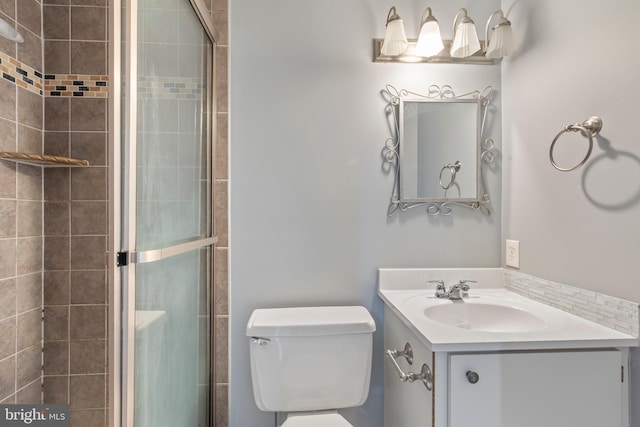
[{"left": 246, "top": 306, "right": 376, "bottom": 413}]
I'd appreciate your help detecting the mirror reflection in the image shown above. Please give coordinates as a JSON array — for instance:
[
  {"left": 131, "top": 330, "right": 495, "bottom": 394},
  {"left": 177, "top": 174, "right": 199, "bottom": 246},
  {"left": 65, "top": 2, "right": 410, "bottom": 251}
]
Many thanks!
[
  {"left": 383, "top": 85, "right": 494, "bottom": 216},
  {"left": 400, "top": 100, "right": 479, "bottom": 200}
]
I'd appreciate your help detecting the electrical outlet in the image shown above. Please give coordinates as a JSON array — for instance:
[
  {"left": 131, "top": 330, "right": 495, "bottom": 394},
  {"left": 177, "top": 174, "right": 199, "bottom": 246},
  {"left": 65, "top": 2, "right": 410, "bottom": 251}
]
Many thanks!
[{"left": 505, "top": 239, "right": 520, "bottom": 269}]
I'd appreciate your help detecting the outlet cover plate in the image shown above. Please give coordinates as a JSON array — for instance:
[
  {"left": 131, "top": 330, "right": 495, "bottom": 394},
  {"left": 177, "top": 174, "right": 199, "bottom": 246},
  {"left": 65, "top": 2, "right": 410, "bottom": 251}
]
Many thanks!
[{"left": 506, "top": 239, "right": 520, "bottom": 269}]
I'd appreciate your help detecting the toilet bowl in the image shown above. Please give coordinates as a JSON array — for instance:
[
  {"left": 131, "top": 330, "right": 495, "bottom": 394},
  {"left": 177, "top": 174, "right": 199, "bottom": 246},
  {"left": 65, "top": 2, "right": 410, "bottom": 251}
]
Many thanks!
[{"left": 246, "top": 306, "right": 376, "bottom": 426}]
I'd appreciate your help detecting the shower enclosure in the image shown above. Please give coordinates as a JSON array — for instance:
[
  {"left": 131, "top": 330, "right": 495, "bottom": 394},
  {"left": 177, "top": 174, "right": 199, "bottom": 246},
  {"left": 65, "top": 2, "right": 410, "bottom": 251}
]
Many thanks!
[{"left": 110, "top": 0, "right": 217, "bottom": 426}]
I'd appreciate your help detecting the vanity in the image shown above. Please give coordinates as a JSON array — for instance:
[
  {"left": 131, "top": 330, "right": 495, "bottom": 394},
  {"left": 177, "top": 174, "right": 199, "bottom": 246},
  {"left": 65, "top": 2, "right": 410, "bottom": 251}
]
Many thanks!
[{"left": 379, "top": 268, "right": 639, "bottom": 427}]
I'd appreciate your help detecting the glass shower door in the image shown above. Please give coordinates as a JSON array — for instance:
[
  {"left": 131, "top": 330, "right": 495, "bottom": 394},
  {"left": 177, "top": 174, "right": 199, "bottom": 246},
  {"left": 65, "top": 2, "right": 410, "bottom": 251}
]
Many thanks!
[{"left": 118, "top": 0, "right": 215, "bottom": 426}]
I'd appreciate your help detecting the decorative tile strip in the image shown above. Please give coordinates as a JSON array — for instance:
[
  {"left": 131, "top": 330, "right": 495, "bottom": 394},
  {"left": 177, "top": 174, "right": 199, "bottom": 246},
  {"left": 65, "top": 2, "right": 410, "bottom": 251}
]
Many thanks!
[
  {"left": 0, "top": 51, "right": 43, "bottom": 96},
  {"left": 504, "top": 270, "right": 640, "bottom": 337},
  {"left": 138, "top": 76, "right": 203, "bottom": 99},
  {"left": 44, "top": 74, "right": 109, "bottom": 98},
  {"left": 0, "top": 52, "right": 109, "bottom": 98}
]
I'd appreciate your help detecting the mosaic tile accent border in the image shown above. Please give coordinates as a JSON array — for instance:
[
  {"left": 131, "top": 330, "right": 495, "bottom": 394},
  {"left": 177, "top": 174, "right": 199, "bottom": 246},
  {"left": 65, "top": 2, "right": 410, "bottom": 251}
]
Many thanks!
[
  {"left": 0, "top": 52, "right": 108, "bottom": 98},
  {"left": 44, "top": 74, "right": 109, "bottom": 98},
  {"left": 0, "top": 51, "right": 43, "bottom": 96},
  {"left": 504, "top": 270, "right": 640, "bottom": 337},
  {"left": 138, "top": 76, "right": 204, "bottom": 99}
]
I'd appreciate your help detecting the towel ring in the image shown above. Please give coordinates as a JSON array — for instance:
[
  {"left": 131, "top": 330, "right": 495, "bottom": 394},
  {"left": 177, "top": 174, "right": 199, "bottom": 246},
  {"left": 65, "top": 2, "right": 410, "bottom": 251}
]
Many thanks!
[
  {"left": 439, "top": 161, "right": 461, "bottom": 189},
  {"left": 549, "top": 116, "right": 603, "bottom": 172}
]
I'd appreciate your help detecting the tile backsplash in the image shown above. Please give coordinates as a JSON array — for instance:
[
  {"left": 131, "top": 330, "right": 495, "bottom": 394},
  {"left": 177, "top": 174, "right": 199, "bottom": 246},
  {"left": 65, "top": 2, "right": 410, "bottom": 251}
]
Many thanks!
[{"left": 504, "top": 270, "right": 640, "bottom": 337}]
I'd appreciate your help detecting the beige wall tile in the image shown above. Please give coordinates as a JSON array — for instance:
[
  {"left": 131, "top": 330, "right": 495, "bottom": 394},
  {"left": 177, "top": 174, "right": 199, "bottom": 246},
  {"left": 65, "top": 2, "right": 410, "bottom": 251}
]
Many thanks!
[
  {"left": 45, "top": 131, "right": 71, "bottom": 157},
  {"left": 69, "top": 339, "right": 105, "bottom": 374},
  {"left": 69, "top": 305, "right": 104, "bottom": 339},
  {"left": 16, "top": 0, "right": 42, "bottom": 36},
  {"left": 0, "top": 78, "right": 17, "bottom": 121},
  {"left": 16, "top": 236, "right": 42, "bottom": 275},
  {"left": 0, "top": 199, "right": 17, "bottom": 238},
  {"left": 71, "top": 6, "right": 105, "bottom": 41},
  {"left": 16, "top": 379, "right": 42, "bottom": 403},
  {"left": 44, "top": 5, "right": 70, "bottom": 40},
  {"left": 43, "top": 375, "right": 68, "bottom": 404},
  {"left": 16, "top": 164, "right": 42, "bottom": 201},
  {"left": 44, "top": 201, "right": 70, "bottom": 236},
  {"left": 45, "top": 97, "right": 70, "bottom": 131},
  {"left": 70, "top": 201, "right": 106, "bottom": 235},
  {"left": 17, "top": 124, "right": 43, "bottom": 154},
  {"left": 44, "top": 340, "right": 69, "bottom": 375},
  {"left": 70, "top": 236, "right": 105, "bottom": 269},
  {"left": 17, "top": 88, "right": 43, "bottom": 130},
  {"left": 16, "top": 342, "right": 42, "bottom": 388},
  {"left": 16, "top": 272, "right": 42, "bottom": 312},
  {"left": 0, "top": 317, "right": 16, "bottom": 359},
  {"left": 0, "top": 279, "right": 16, "bottom": 319},
  {"left": 16, "top": 25, "right": 42, "bottom": 70},
  {"left": 70, "top": 41, "right": 106, "bottom": 75},
  {"left": 70, "top": 270, "right": 105, "bottom": 304},
  {"left": 44, "top": 40, "right": 70, "bottom": 74},
  {"left": 44, "top": 271, "right": 70, "bottom": 305},
  {"left": 16, "top": 308, "right": 41, "bottom": 350},
  {"left": 70, "top": 97, "right": 105, "bottom": 131},
  {"left": 69, "top": 374, "right": 104, "bottom": 409},
  {"left": 44, "top": 236, "right": 70, "bottom": 270},
  {"left": 44, "top": 306, "right": 69, "bottom": 341},
  {"left": 0, "top": 239, "right": 17, "bottom": 279},
  {"left": 0, "top": 356, "right": 17, "bottom": 401},
  {"left": 71, "top": 132, "right": 106, "bottom": 165},
  {"left": 17, "top": 200, "right": 42, "bottom": 237}
]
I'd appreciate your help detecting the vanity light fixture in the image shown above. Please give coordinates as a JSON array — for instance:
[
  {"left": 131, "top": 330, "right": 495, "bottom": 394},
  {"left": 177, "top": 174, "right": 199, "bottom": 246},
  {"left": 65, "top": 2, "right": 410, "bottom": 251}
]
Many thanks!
[
  {"left": 450, "top": 8, "right": 480, "bottom": 58},
  {"left": 373, "top": 7, "right": 515, "bottom": 64},
  {"left": 0, "top": 16, "right": 24, "bottom": 43},
  {"left": 484, "top": 9, "right": 516, "bottom": 58},
  {"left": 381, "top": 6, "right": 408, "bottom": 56},
  {"left": 415, "top": 7, "right": 444, "bottom": 58}
]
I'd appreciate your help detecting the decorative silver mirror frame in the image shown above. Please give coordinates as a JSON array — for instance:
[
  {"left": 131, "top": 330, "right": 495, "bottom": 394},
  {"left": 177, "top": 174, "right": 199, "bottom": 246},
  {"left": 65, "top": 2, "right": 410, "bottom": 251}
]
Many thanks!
[{"left": 383, "top": 85, "right": 495, "bottom": 216}]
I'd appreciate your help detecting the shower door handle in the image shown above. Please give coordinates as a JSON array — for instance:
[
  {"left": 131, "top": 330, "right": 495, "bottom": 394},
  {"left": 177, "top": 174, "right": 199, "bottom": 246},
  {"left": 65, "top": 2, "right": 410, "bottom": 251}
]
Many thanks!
[{"left": 121, "top": 236, "right": 218, "bottom": 266}]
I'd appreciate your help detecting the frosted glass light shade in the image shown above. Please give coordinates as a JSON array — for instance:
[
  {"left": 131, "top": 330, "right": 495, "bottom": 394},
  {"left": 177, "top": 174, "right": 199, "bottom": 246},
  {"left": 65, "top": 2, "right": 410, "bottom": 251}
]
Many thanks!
[
  {"left": 381, "top": 18, "right": 408, "bottom": 56},
  {"left": 451, "top": 20, "right": 480, "bottom": 58},
  {"left": 0, "top": 17, "right": 23, "bottom": 43},
  {"left": 486, "top": 22, "right": 515, "bottom": 58},
  {"left": 380, "top": 7, "right": 408, "bottom": 56},
  {"left": 416, "top": 20, "right": 444, "bottom": 57}
]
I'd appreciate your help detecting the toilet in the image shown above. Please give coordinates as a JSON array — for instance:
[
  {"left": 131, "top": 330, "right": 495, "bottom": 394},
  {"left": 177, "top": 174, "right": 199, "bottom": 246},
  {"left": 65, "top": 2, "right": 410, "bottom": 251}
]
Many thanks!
[{"left": 246, "top": 306, "right": 376, "bottom": 426}]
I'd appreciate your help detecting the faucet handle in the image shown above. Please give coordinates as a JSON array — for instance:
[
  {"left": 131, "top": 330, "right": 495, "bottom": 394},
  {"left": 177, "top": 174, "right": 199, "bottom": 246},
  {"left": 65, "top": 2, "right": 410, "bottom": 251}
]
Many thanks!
[
  {"left": 457, "top": 280, "right": 476, "bottom": 290},
  {"left": 427, "top": 280, "right": 446, "bottom": 290}
]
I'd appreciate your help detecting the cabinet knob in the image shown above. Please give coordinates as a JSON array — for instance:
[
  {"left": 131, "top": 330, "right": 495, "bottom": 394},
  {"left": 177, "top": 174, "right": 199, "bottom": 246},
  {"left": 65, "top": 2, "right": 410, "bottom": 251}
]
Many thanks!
[{"left": 466, "top": 370, "right": 479, "bottom": 384}]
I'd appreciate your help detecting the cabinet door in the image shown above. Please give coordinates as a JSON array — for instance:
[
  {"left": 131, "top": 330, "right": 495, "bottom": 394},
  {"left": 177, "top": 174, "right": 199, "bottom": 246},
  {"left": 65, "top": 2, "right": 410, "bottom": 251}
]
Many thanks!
[
  {"left": 449, "top": 350, "right": 622, "bottom": 427},
  {"left": 384, "top": 307, "right": 433, "bottom": 427}
]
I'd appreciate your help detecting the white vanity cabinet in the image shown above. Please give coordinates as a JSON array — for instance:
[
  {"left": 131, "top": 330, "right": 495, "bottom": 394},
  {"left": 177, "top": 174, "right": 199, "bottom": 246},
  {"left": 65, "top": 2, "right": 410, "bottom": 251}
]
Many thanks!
[
  {"left": 384, "top": 308, "right": 628, "bottom": 427},
  {"left": 449, "top": 350, "right": 623, "bottom": 427},
  {"left": 383, "top": 306, "right": 434, "bottom": 427}
]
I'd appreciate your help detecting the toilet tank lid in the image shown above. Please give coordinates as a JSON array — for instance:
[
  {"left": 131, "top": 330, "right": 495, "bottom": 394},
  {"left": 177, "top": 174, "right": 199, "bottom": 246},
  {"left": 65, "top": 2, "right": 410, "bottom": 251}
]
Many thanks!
[{"left": 246, "top": 306, "right": 376, "bottom": 337}]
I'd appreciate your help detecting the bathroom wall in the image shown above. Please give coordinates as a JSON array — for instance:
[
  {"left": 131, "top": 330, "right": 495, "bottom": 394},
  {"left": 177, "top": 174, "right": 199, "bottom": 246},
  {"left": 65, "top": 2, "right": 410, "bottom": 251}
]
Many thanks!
[
  {"left": 229, "top": 0, "right": 501, "bottom": 425},
  {"left": 0, "top": 0, "right": 45, "bottom": 405},
  {"left": 500, "top": 0, "right": 640, "bottom": 424},
  {"left": 210, "top": 0, "right": 230, "bottom": 423},
  {"left": 0, "top": 0, "right": 109, "bottom": 424}
]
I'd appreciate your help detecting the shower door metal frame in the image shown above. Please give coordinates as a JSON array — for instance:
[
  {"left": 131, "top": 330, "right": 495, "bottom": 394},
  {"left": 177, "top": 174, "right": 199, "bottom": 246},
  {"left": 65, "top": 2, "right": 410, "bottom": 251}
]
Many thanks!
[{"left": 108, "top": 1, "right": 218, "bottom": 426}]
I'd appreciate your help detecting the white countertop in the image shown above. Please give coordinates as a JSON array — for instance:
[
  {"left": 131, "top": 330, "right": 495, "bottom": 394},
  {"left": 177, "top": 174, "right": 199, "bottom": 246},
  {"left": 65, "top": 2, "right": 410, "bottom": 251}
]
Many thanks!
[{"left": 378, "top": 268, "right": 639, "bottom": 352}]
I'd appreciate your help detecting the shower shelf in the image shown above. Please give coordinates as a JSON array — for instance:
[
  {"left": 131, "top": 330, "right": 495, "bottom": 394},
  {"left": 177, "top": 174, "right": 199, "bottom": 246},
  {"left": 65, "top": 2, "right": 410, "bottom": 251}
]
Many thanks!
[{"left": 0, "top": 151, "right": 90, "bottom": 167}]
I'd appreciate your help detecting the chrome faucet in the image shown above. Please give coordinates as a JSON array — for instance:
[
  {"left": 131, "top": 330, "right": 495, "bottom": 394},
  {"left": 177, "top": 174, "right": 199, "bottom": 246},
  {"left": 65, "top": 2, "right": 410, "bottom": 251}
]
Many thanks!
[{"left": 428, "top": 280, "right": 476, "bottom": 300}]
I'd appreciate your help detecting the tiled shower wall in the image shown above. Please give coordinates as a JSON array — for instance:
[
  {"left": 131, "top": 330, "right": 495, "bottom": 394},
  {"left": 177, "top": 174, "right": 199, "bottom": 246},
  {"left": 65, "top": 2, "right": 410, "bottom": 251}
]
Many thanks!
[
  {"left": 0, "top": 0, "right": 108, "bottom": 423},
  {"left": 1, "top": 0, "right": 227, "bottom": 425},
  {"left": 41, "top": 0, "right": 109, "bottom": 425},
  {"left": 0, "top": 0, "right": 45, "bottom": 405},
  {"left": 211, "top": 0, "right": 229, "bottom": 425}
]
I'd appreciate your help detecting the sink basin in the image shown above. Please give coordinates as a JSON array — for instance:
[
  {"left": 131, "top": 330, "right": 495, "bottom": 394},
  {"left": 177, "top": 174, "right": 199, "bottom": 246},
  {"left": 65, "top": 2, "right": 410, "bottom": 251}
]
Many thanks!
[{"left": 423, "top": 301, "right": 547, "bottom": 333}]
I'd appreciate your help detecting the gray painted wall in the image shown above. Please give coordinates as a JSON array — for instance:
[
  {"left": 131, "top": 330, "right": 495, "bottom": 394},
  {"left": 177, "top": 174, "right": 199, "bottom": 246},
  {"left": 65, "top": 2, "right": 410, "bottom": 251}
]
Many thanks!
[
  {"left": 501, "top": 0, "right": 640, "bottom": 302},
  {"left": 501, "top": 1, "right": 640, "bottom": 425},
  {"left": 229, "top": 0, "right": 500, "bottom": 426}
]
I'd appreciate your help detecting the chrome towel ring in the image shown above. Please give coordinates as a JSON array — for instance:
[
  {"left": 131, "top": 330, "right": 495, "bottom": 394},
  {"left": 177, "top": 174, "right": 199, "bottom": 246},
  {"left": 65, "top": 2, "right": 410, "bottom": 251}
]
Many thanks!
[
  {"left": 549, "top": 116, "right": 603, "bottom": 172},
  {"left": 439, "top": 161, "right": 461, "bottom": 189}
]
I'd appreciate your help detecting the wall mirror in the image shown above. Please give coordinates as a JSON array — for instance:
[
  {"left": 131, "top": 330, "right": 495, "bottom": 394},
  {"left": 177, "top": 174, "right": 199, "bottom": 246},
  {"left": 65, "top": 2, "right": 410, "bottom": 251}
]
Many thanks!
[{"left": 383, "top": 85, "right": 494, "bottom": 216}]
